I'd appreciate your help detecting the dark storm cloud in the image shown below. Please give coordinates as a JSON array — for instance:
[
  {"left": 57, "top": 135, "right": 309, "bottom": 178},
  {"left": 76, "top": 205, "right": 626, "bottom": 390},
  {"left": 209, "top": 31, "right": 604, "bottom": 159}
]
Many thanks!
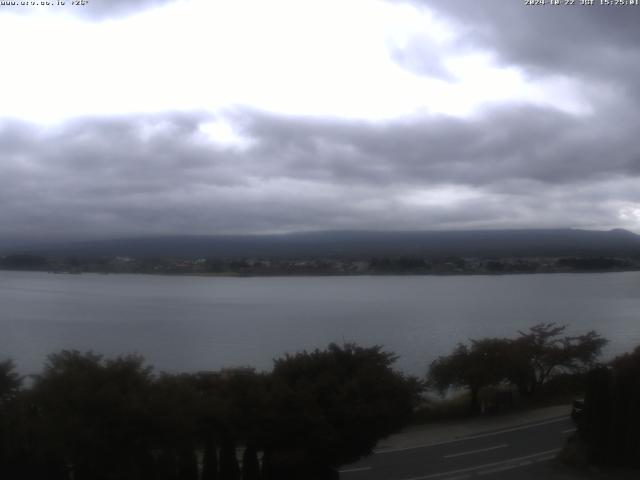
[
  {"left": 2, "top": 103, "right": 640, "bottom": 239},
  {"left": 0, "top": 113, "right": 250, "bottom": 239},
  {"left": 401, "top": 0, "right": 640, "bottom": 84},
  {"left": 241, "top": 105, "right": 640, "bottom": 187}
]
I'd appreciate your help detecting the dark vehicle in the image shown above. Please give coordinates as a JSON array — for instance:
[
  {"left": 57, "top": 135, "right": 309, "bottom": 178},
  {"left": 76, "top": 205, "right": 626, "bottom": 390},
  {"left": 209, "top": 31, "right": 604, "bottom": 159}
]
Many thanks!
[{"left": 571, "top": 399, "right": 585, "bottom": 423}]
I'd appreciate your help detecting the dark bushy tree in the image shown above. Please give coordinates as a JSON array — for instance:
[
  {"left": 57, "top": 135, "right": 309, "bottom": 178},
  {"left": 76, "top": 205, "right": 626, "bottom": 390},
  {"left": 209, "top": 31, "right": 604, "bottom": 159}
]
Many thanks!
[
  {"left": 263, "top": 343, "right": 421, "bottom": 478},
  {"left": 148, "top": 373, "right": 202, "bottom": 454},
  {"left": 0, "top": 359, "right": 25, "bottom": 479},
  {"left": 202, "top": 437, "right": 219, "bottom": 480},
  {"left": 29, "top": 351, "right": 155, "bottom": 480},
  {"left": 156, "top": 448, "right": 179, "bottom": 480},
  {"left": 1, "top": 344, "right": 421, "bottom": 479},
  {"left": 219, "top": 437, "right": 241, "bottom": 480},
  {"left": 242, "top": 444, "right": 260, "bottom": 480},
  {"left": 0, "top": 360, "right": 21, "bottom": 405},
  {"left": 580, "top": 346, "right": 640, "bottom": 467},
  {"left": 513, "top": 323, "right": 607, "bottom": 395},
  {"left": 178, "top": 445, "right": 199, "bottom": 480},
  {"left": 429, "top": 338, "right": 512, "bottom": 414},
  {"left": 428, "top": 324, "right": 608, "bottom": 414}
]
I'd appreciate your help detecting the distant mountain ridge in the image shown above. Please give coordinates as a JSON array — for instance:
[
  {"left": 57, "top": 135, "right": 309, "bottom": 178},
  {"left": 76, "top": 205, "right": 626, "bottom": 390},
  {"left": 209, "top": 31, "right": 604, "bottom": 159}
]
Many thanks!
[{"left": 2, "top": 228, "right": 640, "bottom": 259}]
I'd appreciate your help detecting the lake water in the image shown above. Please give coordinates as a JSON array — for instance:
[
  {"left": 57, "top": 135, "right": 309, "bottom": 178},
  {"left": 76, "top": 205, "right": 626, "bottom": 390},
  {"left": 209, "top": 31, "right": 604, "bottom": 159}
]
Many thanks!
[{"left": 1, "top": 271, "right": 639, "bottom": 376}]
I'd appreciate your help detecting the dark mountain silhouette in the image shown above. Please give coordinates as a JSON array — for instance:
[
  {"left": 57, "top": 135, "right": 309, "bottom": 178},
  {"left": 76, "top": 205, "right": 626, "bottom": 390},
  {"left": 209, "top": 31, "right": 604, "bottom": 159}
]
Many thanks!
[{"left": 2, "top": 228, "right": 640, "bottom": 259}]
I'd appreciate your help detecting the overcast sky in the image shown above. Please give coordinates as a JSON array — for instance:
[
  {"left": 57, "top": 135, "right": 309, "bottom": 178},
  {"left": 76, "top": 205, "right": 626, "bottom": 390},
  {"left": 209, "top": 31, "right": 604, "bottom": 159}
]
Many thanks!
[{"left": 1, "top": 0, "right": 640, "bottom": 239}]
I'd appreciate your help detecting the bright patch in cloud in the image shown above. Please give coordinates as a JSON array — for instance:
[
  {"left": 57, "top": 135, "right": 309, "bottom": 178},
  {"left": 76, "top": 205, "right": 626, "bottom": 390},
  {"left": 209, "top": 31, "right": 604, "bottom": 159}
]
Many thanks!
[
  {"left": 198, "top": 119, "right": 254, "bottom": 150},
  {"left": 398, "top": 185, "right": 485, "bottom": 208},
  {"left": 619, "top": 205, "right": 640, "bottom": 225}
]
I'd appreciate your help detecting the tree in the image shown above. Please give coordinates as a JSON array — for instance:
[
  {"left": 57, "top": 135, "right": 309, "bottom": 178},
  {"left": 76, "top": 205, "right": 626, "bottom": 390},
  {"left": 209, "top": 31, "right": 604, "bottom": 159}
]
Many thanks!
[
  {"left": 0, "top": 360, "right": 21, "bottom": 405},
  {"left": 513, "top": 323, "right": 607, "bottom": 394},
  {"left": 579, "top": 345, "right": 640, "bottom": 467},
  {"left": 0, "top": 359, "right": 25, "bottom": 479},
  {"left": 0, "top": 254, "right": 47, "bottom": 270},
  {"left": 30, "top": 350, "right": 155, "bottom": 480},
  {"left": 1, "top": 344, "right": 419, "bottom": 479},
  {"left": 219, "top": 436, "right": 241, "bottom": 480},
  {"left": 428, "top": 338, "right": 512, "bottom": 414},
  {"left": 178, "top": 445, "right": 199, "bottom": 480},
  {"left": 242, "top": 443, "right": 260, "bottom": 480},
  {"left": 428, "top": 325, "right": 608, "bottom": 413},
  {"left": 263, "top": 343, "right": 421, "bottom": 478},
  {"left": 201, "top": 437, "right": 219, "bottom": 480}
]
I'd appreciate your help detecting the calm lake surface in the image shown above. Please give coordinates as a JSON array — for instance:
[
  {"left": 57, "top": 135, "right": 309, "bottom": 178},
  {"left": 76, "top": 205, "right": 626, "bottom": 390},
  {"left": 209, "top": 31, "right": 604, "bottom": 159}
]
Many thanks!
[{"left": 1, "top": 271, "right": 639, "bottom": 376}]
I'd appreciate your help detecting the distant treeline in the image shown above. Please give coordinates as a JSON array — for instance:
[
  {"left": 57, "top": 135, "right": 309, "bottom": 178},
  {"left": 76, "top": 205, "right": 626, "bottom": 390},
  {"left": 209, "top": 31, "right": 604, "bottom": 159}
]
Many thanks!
[{"left": 0, "top": 254, "right": 49, "bottom": 270}]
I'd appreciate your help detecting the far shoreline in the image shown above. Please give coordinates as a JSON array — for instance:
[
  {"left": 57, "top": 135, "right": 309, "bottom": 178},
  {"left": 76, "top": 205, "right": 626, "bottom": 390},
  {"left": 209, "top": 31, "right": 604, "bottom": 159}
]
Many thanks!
[{"left": 2, "top": 267, "right": 640, "bottom": 279}]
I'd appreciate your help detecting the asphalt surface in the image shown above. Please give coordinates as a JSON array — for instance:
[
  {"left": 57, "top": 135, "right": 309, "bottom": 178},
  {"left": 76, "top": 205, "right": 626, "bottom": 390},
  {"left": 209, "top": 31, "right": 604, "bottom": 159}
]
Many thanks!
[{"left": 339, "top": 415, "right": 576, "bottom": 480}]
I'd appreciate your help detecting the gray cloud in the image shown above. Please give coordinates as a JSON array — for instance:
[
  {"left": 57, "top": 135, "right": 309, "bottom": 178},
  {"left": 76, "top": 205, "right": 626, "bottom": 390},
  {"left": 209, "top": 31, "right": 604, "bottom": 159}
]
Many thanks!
[
  {"left": 241, "top": 104, "right": 640, "bottom": 187},
  {"left": 1, "top": 104, "right": 640, "bottom": 240},
  {"left": 2, "top": 1, "right": 640, "bottom": 238},
  {"left": 0, "top": 0, "right": 640, "bottom": 237},
  {"left": 402, "top": 0, "right": 640, "bottom": 86}
]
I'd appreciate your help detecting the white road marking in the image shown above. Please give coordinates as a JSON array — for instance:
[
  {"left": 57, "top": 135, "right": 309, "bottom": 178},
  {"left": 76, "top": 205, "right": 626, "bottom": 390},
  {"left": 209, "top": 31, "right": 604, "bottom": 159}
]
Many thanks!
[
  {"left": 477, "top": 464, "right": 516, "bottom": 476},
  {"left": 339, "top": 466, "right": 372, "bottom": 474},
  {"left": 376, "top": 416, "right": 570, "bottom": 454},
  {"left": 397, "top": 448, "right": 561, "bottom": 480},
  {"left": 536, "top": 454, "right": 557, "bottom": 462},
  {"left": 477, "top": 454, "right": 556, "bottom": 475},
  {"left": 443, "top": 444, "right": 508, "bottom": 459},
  {"left": 562, "top": 428, "right": 577, "bottom": 434}
]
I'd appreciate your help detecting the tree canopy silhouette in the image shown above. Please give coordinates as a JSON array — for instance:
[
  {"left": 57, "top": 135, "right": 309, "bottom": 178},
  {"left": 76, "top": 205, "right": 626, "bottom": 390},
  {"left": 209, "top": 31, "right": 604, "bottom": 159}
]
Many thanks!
[
  {"left": 262, "top": 343, "right": 421, "bottom": 479},
  {"left": 580, "top": 345, "right": 640, "bottom": 467},
  {"left": 513, "top": 323, "right": 607, "bottom": 394},
  {"left": 0, "top": 344, "right": 421, "bottom": 480},
  {"left": 428, "top": 324, "right": 607, "bottom": 414},
  {"left": 429, "top": 338, "right": 513, "bottom": 414},
  {"left": 0, "top": 360, "right": 21, "bottom": 405}
]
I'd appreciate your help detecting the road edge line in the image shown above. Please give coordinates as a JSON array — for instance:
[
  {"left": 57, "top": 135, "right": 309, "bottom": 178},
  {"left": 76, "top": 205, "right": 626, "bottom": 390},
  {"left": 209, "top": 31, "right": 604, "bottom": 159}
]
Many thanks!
[
  {"left": 400, "top": 448, "right": 562, "bottom": 480},
  {"left": 376, "top": 415, "right": 570, "bottom": 454}
]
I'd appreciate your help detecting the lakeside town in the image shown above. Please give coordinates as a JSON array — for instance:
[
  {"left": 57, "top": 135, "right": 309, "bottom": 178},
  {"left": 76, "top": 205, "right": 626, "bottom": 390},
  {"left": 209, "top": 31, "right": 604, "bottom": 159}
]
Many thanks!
[{"left": 2, "top": 253, "right": 640, "bottom": 276}]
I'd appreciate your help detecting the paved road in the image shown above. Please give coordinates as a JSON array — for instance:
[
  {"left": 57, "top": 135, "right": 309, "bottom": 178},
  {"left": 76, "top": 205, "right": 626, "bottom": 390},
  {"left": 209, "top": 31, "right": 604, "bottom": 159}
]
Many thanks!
[{"left": 339, "top": 415, "right": 575, "bottom": 480}]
